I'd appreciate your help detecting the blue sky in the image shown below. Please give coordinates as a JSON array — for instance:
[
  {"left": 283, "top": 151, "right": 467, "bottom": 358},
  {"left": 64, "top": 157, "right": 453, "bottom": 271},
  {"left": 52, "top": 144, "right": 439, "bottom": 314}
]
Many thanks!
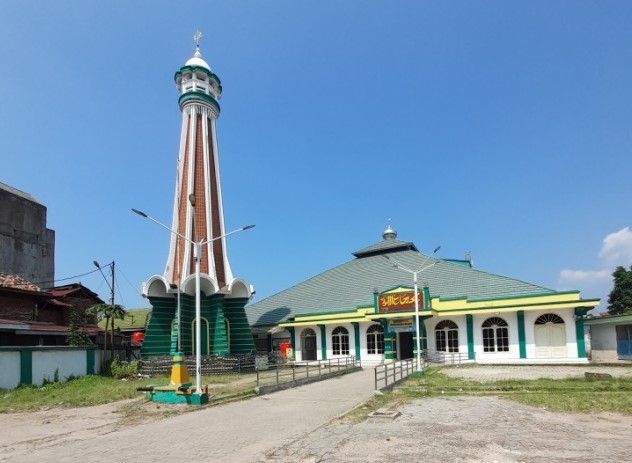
[{"left": 1, "top": 2, "right": 631, "bottom": 311}]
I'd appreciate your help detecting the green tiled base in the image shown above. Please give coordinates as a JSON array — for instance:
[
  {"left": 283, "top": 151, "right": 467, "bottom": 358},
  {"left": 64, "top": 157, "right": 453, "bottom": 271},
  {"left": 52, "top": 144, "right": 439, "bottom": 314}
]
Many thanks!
[
  {"left": 146, "top": 390, "right": 209, "bottom": 405},
  {"left": 142, "top": 294, "right": 255, "bottom": 357}
]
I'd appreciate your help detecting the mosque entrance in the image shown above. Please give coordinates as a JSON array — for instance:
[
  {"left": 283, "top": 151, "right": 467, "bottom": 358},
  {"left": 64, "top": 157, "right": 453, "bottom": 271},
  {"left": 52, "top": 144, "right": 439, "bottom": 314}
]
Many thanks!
[
  {"left": 301, "top": 328, "right": 317, "bottom": 361},
  {"left": 398, "top": 332, "right": 414, "bottom": 360}
]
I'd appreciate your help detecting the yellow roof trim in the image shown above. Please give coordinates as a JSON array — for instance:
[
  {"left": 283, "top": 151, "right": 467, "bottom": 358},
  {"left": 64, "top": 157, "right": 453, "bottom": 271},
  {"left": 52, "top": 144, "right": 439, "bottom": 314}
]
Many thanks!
[
  {"left": 431, "top": 293, "right": 581, "bottom": 311},
  {"left": 293, "top": 307, "right": 373, "bottom": 322},
  {"left": 436, "top": 300, "right": 599, "bottom": 317},
  {"left": 280, "top": 317, "right": 366, "bottom": 327}
]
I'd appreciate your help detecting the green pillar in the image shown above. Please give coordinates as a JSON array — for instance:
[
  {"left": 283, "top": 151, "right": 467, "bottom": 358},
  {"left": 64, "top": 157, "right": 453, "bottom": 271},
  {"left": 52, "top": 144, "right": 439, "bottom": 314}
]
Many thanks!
[
  {"left": 352, "top": 322, "right": 361, "bottom": 360},
  {"left": 20, "top": 349, "right": 32, "bottom": 385},
  {"left": 517, "top": 310, "right": 527, "bottom": 359},
  {"left": 319, "top": 325, "right": 327, "bottom": 360},
  {"left": 373, "top": 290, "right": 379, "bottom": 312},
  {"left": 575, "top": 308, "right": 588, "bottom": 358},
  {"left": 288, "top": 327, "right": 296, "bottom": 349},
  {"left": 423, "top": 286, "right": 431, "bottom": 311},
  {"left": 380, "top": 319, "right": 395, "bottom": 361},
  {"left": 86, "top": 348, "right": 95, "bottom": 375},
  {"left": 413, "top": 317, "right": 428, "bottom": 354},
  {"left": 466, "top": 314, "right": 475, "bottom": 360}
]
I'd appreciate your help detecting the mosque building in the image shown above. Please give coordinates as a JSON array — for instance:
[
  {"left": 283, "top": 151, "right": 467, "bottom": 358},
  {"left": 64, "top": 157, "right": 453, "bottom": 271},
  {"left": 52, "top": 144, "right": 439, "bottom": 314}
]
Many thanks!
[
  {"left": 247, "top": 225, "right": 600, "bottom": 365},
  {"left": 138, "top": 37, "right": 599, "bottom": 366}
]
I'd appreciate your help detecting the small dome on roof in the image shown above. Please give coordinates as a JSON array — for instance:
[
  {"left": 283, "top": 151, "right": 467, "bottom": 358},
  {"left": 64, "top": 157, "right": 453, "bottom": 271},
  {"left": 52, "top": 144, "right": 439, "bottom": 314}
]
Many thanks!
[
  {"left": 185, "top": 47, "right": 211, "bottom": 71},
  {"left": 382, "top": 224, "right": 397, "bottom": 240}
]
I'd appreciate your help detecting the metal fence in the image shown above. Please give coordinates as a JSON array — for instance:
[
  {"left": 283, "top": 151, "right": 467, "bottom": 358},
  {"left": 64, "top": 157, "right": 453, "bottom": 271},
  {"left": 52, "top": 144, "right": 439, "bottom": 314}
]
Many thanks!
[
  {"left": 374, "top": 358, "right": 419, "bottom": 390},
  {"left": 256, "top": 356, "right": 358, "bottom": 387},
  {"left": 139, "top": 353, "right": 258, "bottom": 376},
  {"left": 424, "top": 350, "right": 471, "bottom": 365}
]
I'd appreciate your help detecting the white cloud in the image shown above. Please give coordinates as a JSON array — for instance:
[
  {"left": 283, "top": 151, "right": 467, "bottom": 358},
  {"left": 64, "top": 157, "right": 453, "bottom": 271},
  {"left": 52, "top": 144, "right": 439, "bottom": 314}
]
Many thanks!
[
  {"left": 598, "top": 226, "right": 632, "bottom": 267},
  {"left": 558, "top": 269, "right": 609, "bottom": 285},
  {"left": 557, "top": 226, "right": 632, "bottom": 311}
]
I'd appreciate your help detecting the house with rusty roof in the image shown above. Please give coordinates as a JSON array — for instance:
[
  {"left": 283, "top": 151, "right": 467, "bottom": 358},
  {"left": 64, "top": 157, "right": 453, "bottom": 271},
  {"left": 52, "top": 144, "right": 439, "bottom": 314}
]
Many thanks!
[{"left": 0, "top": 273, "right": 102, "bottom": 346}]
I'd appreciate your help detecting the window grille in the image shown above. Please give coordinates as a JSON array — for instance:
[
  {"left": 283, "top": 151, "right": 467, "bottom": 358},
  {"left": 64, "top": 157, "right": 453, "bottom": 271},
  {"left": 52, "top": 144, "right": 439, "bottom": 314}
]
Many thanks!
[
  {"left": 332, "top": 326, "right": 350, "bottom": 355},
  {"left": 482, "top": 317, "right": 509, "bottom": 352},
  {"left": 535, "top": 314, "right": 565, "bottom": 325},
  {"left": 435, "top": 320, "right": 459, "bottom": 353}
]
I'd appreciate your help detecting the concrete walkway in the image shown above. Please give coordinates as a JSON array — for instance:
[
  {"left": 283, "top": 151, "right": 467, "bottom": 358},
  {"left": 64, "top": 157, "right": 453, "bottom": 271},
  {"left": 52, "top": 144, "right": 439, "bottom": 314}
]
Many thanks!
[{"left": 8, "top": 368, "right": 375, "bottom": 463}]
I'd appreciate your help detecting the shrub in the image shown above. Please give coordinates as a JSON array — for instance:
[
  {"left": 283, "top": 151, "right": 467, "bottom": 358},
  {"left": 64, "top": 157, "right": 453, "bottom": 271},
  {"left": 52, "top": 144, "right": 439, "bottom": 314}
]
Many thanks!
[{"left": 109, "top": 358, "right": 139, "bottom": 379}]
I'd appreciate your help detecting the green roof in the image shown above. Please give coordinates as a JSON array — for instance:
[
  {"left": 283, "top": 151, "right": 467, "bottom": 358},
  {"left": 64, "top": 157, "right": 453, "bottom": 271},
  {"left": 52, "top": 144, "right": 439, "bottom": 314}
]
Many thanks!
[
  {"left": 97, "top": 308, "right": 151, "bottom": 331},
  {"left": 246, "top": 237, "right": 555, "bottom": 326}
]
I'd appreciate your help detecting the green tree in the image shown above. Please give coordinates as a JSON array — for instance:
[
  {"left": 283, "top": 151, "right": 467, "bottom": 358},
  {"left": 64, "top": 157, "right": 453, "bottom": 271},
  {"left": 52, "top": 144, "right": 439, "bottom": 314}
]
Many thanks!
[
  {"left": 607, "top": 265, "right": 632, "bottom": 315},
  {"left": 67, "top": 308, "right": 91, "bottom": 346}
]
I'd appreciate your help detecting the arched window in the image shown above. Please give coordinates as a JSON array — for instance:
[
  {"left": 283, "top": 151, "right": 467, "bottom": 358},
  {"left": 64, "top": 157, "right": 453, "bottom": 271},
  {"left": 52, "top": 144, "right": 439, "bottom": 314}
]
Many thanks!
[
  {"left": 435, "top": 320, "right": 459, "bottom": 352},
  {"left": 366, "top": 324, "right": 384, "bottom": 354},
  {"left": 482, "top": 317, "right": 509, "bottom": 352},
  {"left": 535, "top": 314, "right": 565, "bottom": 325},
  {"left": 332, "top": 326, "right": 350, "bottom": 356}
]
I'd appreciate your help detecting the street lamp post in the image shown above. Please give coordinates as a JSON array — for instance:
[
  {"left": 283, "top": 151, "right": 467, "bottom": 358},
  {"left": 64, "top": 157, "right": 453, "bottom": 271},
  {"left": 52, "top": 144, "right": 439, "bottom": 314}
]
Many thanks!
[
  {"left": 384, "top": 245, "right": 441, "bottom": 373},
  {"left": 132, "top": 208, "right": 254, "bottom": 394}
]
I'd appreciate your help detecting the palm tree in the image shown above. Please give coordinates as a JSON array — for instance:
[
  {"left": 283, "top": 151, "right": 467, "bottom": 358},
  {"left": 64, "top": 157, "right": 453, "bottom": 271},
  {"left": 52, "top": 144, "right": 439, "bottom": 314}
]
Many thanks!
[{"left": 89, "top": 303, "right": 126, "bottom": 364}]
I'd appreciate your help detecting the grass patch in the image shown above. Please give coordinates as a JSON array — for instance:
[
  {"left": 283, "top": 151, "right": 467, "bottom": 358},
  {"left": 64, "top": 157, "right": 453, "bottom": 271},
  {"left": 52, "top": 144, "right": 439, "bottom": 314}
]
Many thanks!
[
  {"left": 346, "top": 367, "right": 632, "bottom": 422},
  {"left": 0, "top": 373, "right": 257, "bottom": 413}
]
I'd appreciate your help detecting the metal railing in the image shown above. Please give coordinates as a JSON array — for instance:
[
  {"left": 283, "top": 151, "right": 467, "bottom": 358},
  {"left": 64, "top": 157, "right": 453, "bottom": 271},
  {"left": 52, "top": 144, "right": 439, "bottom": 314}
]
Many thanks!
[
  {"left": 424, "top": 350, "right": 471, "bottom": 365},
  {"left": 256, "top": 356, "right": 358, "bottom": 387},
  {"left": 374, "top": 358, "right": 419, "bottom": 390}
]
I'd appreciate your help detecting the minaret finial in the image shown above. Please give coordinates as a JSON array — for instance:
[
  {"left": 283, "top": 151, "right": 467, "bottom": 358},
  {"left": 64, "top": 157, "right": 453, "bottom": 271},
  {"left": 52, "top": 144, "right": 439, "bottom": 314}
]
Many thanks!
[{"left": 193, "top": 30, "right": 203, "bottom": 49}]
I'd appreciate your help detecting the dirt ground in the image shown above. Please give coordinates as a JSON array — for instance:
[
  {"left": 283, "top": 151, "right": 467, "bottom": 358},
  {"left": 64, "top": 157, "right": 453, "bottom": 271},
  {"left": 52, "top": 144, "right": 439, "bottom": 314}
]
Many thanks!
[
  {"left": 3, "top": 366, "right": 632, "bottom": 462},
  {"left": 264, "top": 396, "right": 632, "bottom": 463},
  {"left": 0, "top": 399, "right": 187, "bottom": 461}
]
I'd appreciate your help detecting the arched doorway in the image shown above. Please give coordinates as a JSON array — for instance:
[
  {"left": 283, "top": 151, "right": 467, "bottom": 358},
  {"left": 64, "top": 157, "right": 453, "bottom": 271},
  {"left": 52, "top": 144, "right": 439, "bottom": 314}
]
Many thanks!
[
  {"left": 534, "top": 314, "right": 567, "bottom": 358},
  {"left": 301, "top": 328, "right": 317, "bottom": 361},
  {"left": 191, "top": 317, "right": 210, "bottom": 355}
]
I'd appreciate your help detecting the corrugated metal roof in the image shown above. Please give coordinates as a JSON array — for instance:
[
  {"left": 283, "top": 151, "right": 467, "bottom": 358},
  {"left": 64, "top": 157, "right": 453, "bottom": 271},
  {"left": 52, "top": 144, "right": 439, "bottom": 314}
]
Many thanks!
[{"left": 246, "top": 239, "right": 554, "bottom": 327}]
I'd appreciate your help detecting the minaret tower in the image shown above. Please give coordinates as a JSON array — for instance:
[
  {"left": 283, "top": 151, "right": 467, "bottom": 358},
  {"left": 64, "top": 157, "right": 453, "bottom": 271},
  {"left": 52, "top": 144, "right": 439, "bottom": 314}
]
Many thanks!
[
  {"left": 166, "top": 31, "right": 232, "bottom": 289},
  {"left": 141, "top": 33, "right": 254, "bottom": 358}
]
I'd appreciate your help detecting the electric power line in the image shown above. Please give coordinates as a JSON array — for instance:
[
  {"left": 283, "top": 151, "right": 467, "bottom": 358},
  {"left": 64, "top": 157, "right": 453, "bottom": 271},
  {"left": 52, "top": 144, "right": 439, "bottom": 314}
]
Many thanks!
[{"left": 1, "top": 263, "right": 114, "bottom": 288}]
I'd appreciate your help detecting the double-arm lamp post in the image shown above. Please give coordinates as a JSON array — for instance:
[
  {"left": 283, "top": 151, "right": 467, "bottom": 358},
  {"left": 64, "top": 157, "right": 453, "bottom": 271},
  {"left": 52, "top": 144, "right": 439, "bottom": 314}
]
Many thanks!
[
  {"left": 132, "top": 208, "right": 254, "bottom": 394},
  {"left": 384, "top": 245, "right": 441, "bottom": 373}
]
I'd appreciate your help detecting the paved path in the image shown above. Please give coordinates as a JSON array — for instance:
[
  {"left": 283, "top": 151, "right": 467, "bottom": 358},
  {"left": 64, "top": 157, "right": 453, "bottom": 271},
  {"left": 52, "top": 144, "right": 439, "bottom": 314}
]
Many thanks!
[
  {"left": 7, "top": 368, "right": 375, "bottom": 463},
  {"left": 443, "top": 365, "right": 632, "bottom": 382}
]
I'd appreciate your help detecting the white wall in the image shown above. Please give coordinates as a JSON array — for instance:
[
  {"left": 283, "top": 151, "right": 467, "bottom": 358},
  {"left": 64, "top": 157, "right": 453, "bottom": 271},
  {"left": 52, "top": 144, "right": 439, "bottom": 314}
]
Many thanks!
[
  {"left": 473, "top": 312, "right": 520, "bottom": 361},
  {"left": 0, "top": 351, "right": 21, "bottom": 389},
  {"left": 589, "top": 324, "right": 620, "bottom": 362},
  {"left": 32, "top": 350, "right": 87, "bottom": 386},
  {"left": 359, "top": 322, "right": 385, "bottom": 366},
  {"left": 325, "top": 323, "right": 357, "bottom": 359}
]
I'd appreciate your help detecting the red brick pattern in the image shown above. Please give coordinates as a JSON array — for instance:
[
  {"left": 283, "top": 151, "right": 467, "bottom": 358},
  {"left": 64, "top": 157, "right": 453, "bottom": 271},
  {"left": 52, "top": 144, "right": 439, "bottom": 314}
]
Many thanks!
[
  {"left": 191, "top": 114, "right": 209, "bottom": 275},
  {"left": 208, "top": 117, "right": 226, "bottom": 288}
]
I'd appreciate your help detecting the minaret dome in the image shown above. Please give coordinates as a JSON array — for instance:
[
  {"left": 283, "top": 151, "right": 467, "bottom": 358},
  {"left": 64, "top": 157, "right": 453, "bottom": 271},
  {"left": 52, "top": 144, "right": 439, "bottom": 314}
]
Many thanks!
[{"left": 383, "top": 224, "right": 397, "bottom": 240}]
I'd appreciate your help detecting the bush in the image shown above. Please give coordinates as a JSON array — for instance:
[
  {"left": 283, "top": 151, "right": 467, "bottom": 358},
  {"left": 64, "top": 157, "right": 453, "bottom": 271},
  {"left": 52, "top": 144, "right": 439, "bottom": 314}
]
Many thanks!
[{"left": 109, "top": 358, "right": 139, "bottom": 379}]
